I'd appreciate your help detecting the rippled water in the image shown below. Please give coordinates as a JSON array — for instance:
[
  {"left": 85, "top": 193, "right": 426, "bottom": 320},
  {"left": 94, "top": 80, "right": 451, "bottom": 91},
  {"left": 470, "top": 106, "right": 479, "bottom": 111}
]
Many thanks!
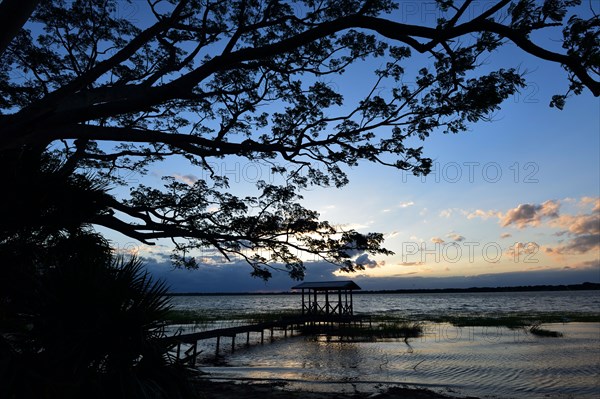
[
  {"left": 170, "top": 290, "right": 600, "bottom": 318},
  {"left": 170, "top": 291, "right": 600, "bottom": 398},
  {"left": 202, "top": 323, "right": 600, "bottom": 398}
]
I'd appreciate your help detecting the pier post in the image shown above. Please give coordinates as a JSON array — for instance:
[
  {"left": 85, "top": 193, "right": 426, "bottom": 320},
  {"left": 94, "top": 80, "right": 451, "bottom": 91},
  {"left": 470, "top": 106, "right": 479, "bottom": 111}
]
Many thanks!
[
  {"left": 246, "top": 331, "right": 250, "bottom": 345},
  {"left": 231, "top": 335, "right": 235, "bottom": 352},
  {"left": 191, "top": 342, "right": 197, "bottom": 366},
  {"left": 216, "top": 336, "right": 220, "bottom": 356}
]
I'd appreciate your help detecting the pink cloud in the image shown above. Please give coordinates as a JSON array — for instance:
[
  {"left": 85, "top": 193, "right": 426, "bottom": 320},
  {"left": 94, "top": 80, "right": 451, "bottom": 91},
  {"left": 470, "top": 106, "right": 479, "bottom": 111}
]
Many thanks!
[
  {"left": 447, "top": 233, "right": 465, "bottom": 242},
  {"left": 545, "top": 198, "right": 599, "bottom": 255},
  {"left": 500, "top": 200, "right": 560, "bottom": 228}
]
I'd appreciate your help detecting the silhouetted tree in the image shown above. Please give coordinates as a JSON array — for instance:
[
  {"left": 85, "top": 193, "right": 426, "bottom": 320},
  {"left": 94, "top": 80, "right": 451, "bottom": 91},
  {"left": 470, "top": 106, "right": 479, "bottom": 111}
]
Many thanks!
[
  {"left": 0, "top": 160, "right": 195, "bottom": 397},
  {"left": 1, "top": 233, "right": 194, "bottom": 398},
  {"left": 1, "top": 0, "right": 598, "bottom": 278}
]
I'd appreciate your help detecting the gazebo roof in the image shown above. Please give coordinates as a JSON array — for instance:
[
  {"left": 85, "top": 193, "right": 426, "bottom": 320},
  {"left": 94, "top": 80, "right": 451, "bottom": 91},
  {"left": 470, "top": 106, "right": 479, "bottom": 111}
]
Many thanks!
[{"left": 291, "top": 281, "right": 361, "bottom": 291}]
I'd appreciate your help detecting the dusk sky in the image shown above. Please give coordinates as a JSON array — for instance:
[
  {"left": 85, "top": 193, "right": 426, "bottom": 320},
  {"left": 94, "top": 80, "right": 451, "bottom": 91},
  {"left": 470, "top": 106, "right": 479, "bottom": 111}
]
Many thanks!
[{"left": 100, "top": 1, "right": 600, "bottom": 293}]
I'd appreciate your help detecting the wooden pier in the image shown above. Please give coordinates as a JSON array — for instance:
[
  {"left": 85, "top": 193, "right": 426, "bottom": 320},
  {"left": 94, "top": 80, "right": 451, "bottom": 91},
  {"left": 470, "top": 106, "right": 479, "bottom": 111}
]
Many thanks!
[
  {"left": 163, "top": 315, "right": 369, "bottom": 366},
  {"left": 165, "top": 280, "right": 367, "bottom": 366}
]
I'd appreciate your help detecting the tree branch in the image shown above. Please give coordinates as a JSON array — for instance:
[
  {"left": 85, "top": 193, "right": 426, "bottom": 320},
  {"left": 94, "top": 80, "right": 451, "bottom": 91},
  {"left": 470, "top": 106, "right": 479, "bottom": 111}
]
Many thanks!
[{"left": 0, "top": 0, "right": 40, "bottom": 55}]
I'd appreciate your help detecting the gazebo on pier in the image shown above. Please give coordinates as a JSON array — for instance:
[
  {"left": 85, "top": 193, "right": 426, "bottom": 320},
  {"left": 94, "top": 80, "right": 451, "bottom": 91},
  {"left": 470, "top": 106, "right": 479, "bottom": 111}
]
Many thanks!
[{"left": 291, "top": 281, "right": 361, "bottom": 317}]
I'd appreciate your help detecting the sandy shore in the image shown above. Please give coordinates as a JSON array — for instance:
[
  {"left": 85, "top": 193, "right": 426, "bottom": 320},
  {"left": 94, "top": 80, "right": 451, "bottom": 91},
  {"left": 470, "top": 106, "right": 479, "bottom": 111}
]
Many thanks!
[{"left": 193, "top": 379, "right": 480, "bottom": 399}]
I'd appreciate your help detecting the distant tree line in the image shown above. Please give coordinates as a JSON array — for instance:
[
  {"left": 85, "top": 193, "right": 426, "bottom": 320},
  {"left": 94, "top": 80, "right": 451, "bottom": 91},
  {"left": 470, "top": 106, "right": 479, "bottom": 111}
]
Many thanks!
[{"left": 167, "top": 282, "right": 600, "bottom": 295}]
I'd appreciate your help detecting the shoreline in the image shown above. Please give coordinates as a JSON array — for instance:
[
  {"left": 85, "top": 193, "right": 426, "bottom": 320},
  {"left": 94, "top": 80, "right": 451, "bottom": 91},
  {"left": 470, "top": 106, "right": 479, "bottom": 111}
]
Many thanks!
[
  {"left": 168, "top": 283, "right": 600, "bottom": 296},
  {"left": 193, "top": 379, "right": 481, "bottom": 399}
]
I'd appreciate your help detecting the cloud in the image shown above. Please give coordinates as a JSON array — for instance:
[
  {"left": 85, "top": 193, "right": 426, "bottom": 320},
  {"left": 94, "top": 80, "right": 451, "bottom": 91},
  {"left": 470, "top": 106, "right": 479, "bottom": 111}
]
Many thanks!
[
  {"left": 430, "top": 237, "right": 445, "bottom": 244},
  {"left": 117, "top": 243, "right": 171, "bottom": 260},
  {"left": 338, "top": 238, "right": 384, "bottom": 269},
  {"left": 500, "top": 233, "right": 512, "bottom": 239},
  {"left": 145, "top": 259, "right": 348, "bottom": 293},
  {"left": 389, "top": 271, "right": 420, "bottom": 277},
  {"left": 490, "top": 196, "right": 598, "bottom": 256},
  {"left": 447, "top": 233, "right": 465, "bottom": 242},
  {"left": 340, "top": 222, "right": 373, "bottom": 231},
  {"left": 386, "top": 231, "right": 401, "bottom": 239},
  {"left": 545, "top": 198, "right": 599, "bottom": 255},
  {"left": 500, "top": 200, "right": 560, "bottom": 228},
  {"left": 466, "top": 209, "right": 500, "bottom": 220},
  {"left": 398, "top": 201, "right": 415, "bottom": 208},
  {"left": 570, "top": 259, "right": 600, "bottom": 269},
  {"left": 142, "top": 257, "right": 600, "bottom": 293},
  {"left": 355, "top": 253, "right": 380, "bottom": 269},
  {"left": 550, "top": 213, "right": 599, "bottom": 236},
  {"left": 397, "top": 261, "right": 425, "bottom": 266},
  {"left": 580, "top": 196, "right": 600, "bottom": 212},
  {"left": 172, "top": 173, "right": 199, "bottom": 185},
  {"left": 505, "top": 242, "right": 539, "bottom": 258},
  {"left": 352, "top": 267, "right": 600, "bottom": 291},
  {"left": 546, "top": 235, "right": 600, "bottom": 255},
  {"left": 439, "top": 209, "right": 453, "bottom": 218}
]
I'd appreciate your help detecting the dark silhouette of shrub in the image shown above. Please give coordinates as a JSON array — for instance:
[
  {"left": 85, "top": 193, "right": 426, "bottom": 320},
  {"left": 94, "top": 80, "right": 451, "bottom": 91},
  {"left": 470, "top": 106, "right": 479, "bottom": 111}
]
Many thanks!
[{"left": 1, "top": 239, "right": 195, "bottom": 398}]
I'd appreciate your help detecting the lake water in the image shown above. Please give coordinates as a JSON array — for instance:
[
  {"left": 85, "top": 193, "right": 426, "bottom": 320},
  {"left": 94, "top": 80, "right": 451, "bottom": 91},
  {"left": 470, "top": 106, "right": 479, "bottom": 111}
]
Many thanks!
[
  {"left": 170, "top": 290, "right": 600, "bottom": 319},
  {"left": 169, "top": 291, "right": 600, "bottom": 398}
]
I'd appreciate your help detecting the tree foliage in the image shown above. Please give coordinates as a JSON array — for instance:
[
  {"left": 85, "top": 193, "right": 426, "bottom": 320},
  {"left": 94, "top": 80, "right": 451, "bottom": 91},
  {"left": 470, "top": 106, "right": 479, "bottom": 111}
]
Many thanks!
[
  {"left": 0, "top": 0, "right": 598, "bottom": 279},
  {"left": 0, "top": 163, "right": 193, "bottom": 397},
  {"left": 1, "top": 238, "right": 193, "bottom": 398}
]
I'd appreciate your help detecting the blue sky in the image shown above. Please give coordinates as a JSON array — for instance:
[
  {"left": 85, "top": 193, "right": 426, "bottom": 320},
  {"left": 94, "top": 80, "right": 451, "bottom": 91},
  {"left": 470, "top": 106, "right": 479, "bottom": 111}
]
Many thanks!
[{"left": 101, "top": 1, "right": 599, "bottom": 292}]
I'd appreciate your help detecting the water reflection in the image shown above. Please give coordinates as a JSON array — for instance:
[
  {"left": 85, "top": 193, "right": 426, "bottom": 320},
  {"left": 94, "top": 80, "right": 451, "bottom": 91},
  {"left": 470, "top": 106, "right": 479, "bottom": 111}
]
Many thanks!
[
  {"left": 202, "top": 323, "right": 600, "bottom": 398},
  {"left": 170, "top": 292, "right": 600, "bottom": 397}
]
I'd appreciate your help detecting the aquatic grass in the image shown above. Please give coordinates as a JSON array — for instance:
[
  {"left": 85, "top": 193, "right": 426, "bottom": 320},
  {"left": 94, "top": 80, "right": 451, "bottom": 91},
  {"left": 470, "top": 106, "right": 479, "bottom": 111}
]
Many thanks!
[
  {"left": 373, "top": 321, "right": 424, "bottom": 338},
  {"left": 529, "top": 322, "right": 563, "bottom": 337},
  {"left": 301, "top": 320, "right": 423, "bottom": 341},
  {"left": 165, "top": 310, "right": 213, "bottom": 323},
  {"left": 244, "top": 310, "right": 303, "bottom": 323},
  {"left": 166, "top": 307, "right": 600, "bottom": 326},
  {"left": 165, "top": 309, "right": 303, "bottom": 324},
  {"left": 370, "top": 314, "right": 413, "bottom": 323},
  {"left": 420, "top": 312, "right": 600, "bottom": 328},
  {"left": 417, "top": 313, "right": 577, "bottom": 338},
  {"left": 164, "top": 309, "right": 597, "bottom": 340},
  {"left": 426, "top": 315, "right": 531, "bottom": 329}
]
